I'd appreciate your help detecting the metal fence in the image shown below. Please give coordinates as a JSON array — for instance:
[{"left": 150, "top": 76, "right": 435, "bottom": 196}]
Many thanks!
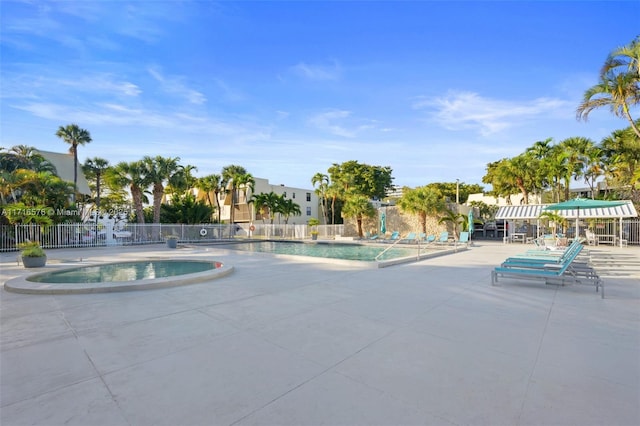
[{"left": 0, "top": 223, "right": 346, "bottom": 252}]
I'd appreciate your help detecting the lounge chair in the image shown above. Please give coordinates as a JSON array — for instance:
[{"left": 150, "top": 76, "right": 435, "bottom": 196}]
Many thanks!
[
  {"left": 457, "top": 231, "right": 470, "bottom": 247},
  {"left": 403, "top": 232, "right": 417, "bottom": 244},
  {"left": 383, "top": 231, "right": 400, "bottom": 242},
  {"left": 436, "top": 231, "right": 449, "bottom": 244},
  {"left": 424, "top": 235, "right": 436, "bottom": 244},
  {"left": 492, "top": 242, "right": 603, "bottom": 298}
]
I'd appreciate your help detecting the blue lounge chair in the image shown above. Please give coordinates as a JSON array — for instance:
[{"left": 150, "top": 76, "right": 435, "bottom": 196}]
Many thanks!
[
  {"left": 424, "top": 235, "right": 436, "bottom": 244},
  {"left": 457, "top": 231, "right": 470, "bottom": 247},
  {"left": 436, "top": 232, "right": 449, "bottom": 244},
  {"left": 403, "top": 232, "right": 417, "bottom": 244},
  {"left": 492, "top": 243, "right": 603, "bottom": 298},
  {"left": 385, "top": 231, "right": 400, "bottom": 242}
]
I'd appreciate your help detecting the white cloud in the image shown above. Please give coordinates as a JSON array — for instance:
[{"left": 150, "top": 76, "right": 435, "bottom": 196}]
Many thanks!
[
  {"left": 291, "top": 61, "right": 342, "bottom": 81},
  {"left": 413, "top": 91, "right": 571, "bottom": 136},
  {"left": 308, "top": 109, "right": 379, "bottom": 138},
  {"left": 148, "top": 67, "right": 206, "bottom": 105}
]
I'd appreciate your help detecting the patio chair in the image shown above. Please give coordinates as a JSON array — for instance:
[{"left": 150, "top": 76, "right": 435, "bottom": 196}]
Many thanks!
[
  {"left": 457, "top": 231, "right": 470, "bottom": 247},
  {"left": 424, "top": 234, "right": 436, "bottom": 244},
  {"left": 584, "top": 229, "right": 598, "bottom": 246},
  {"left": 383, "top": 231, "right": 400, "bottom": 242},
  {"left": 403, "top": 232, "right": 418, "bottom": 244},
  {"left": 436, "top": 231, "right": 449, "bottom": 244}
]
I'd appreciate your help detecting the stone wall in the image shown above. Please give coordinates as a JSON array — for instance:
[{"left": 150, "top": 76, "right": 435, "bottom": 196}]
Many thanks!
[{"left": 343, "top": 206, "right": 451, "bottom": 238}]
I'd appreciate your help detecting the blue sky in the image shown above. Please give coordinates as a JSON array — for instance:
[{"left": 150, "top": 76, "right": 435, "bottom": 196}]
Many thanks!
[{"left": 1, "top": 1, "right": 639, "bottom": 191}]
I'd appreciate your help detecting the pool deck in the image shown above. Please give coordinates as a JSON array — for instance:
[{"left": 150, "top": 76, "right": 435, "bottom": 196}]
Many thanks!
[{"left": 1, "top": 241, "right": 639, "bottom": 425}]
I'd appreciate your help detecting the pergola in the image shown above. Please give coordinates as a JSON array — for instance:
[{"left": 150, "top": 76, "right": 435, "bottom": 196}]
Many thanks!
[{"left": 495, "top": 201, "right": 638, "bottom": 247}]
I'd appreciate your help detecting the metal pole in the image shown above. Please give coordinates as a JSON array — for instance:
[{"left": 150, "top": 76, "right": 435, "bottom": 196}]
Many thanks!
[{"left": 456, "top": 179, "right": 460, "bottom": 204}]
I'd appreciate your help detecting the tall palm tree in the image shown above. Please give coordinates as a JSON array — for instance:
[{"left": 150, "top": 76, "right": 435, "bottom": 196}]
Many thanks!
[
  {"left": 341, "top": 194, "right": 375, "bottom": 238},
  {"left": 396, "top": 186, "right": 445, "bottom": 233},
  {"left": 221, "top": 165, "right": 248, "bottom": 224},
  {"left": 195, "top": 174, "right": 222, "bottom": 222},
  {"left": 311, "top": 172, "right": 330, "bottom": 225},
  {"left": 279, "top": 198, "right": 301, "bottom": 224},
  {"left": 577, "top": 37, "right": 640, "bottom": 138},
  {"left": 106, "top": 161, "right": 148, "bottom": 224},
  {"left": 55, "top": 124, "right": 92, "bottom": 201},
  {"left": 83, "top": 157, "right": 110, "bottom": 213},
  {"left": 580, "top": 143, "right": 604, "bottom": 199},
  {"left": 142, "top": 156, "right": 180, "bottom": 224},
  {"left": 558, "top": 137, "right": 592, "bottom": 200}
]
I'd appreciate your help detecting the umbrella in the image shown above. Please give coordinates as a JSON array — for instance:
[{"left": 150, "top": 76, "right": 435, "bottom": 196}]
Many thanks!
[
  {"left": 380, "top": 212, "right": 386, "bottom": 235},
  {"left": 468, "top": 210, "right": 474, "bottom": 237},
  {"left": 543, "top": 198, "right": 626, "bottom": 239}
]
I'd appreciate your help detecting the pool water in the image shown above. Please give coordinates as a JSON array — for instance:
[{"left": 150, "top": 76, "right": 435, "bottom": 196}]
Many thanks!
[
  {"left": 226, "top": 241, "right": 422, "bottom": 261},
  {"left": 27, "top": 260, "right": 221, "bottom": 284}
]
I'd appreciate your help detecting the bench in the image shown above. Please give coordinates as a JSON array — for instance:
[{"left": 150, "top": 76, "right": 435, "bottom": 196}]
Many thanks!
[{"left": 491, "top": 242, "right": 603, "bottom": 298}]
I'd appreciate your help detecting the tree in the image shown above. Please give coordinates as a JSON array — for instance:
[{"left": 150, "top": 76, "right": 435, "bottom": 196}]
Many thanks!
[
  {"left": 106, "top": 161, "right": 148, "bottom": 224},
  {"left": 327, "top": 160, "right": 394, "bottom": 200},
  {"left": 221, "top": 165, "right": 248, "bottom": 224},
  {"left": 311, "top": 172, "right": 330, "bottom": 225},
  {"left": 195, "top": 174, "right": 222, "bottom": 222},
  {"left": 55, "top": 124, "right": 92, "bottom": 201},
  {"left": 600, "top": 125, "right": 640, "bottom": 203},
  {"left": 577, "top": 37, "right": 640, "bottom": 138},
  {"left": 143, "top": 156, "right": 180, "bottom": 224},
  {"left": 83, "top": 157, "right": 110, "bottom": 213},
  {"left": 279, "top": 198, "right": 301, "bottom": 224},
  {"left": 438, "top": 208, "right": 465, "bottom": 240},
  {"left": 483, "top": 154, "right": 539, "bottom": 204},
  {"left": 161, "top": 193, "right": 213, "bottom": 224},
  {"left": 251, "top": 191, "right": 281, "bottom": 224},
  {"left": 341, "top": 194, "right": 375, "bottom": 238},
  {"left": 396, "top": 186, "right": 445, "bottom": 233}
]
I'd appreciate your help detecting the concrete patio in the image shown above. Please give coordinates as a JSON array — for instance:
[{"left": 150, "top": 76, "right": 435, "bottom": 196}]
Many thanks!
[{"left": 1, "top": 241, "right": 639, "bottom": 426}]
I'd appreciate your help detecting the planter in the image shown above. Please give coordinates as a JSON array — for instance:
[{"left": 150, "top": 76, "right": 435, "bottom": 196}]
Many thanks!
[
  {"left": 311, "top": 234, "right": 318, "bottom": 241},
  {"left": 22, "top": 255, "right": 47, "bottom": 268},
  {"left": 166, "top": 239, "right": 178, "bottom": 249}
]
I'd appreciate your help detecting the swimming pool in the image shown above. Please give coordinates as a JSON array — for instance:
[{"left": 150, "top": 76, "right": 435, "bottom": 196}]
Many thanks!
[
  {"left": 223, "top": 240, "right": 455, "bottom": 265},
  {"left": 26, "top": 260, "right": 221, "bottom": 283},
  {"left": 5, "top": 260, "right": 234, "bottom": 294}
]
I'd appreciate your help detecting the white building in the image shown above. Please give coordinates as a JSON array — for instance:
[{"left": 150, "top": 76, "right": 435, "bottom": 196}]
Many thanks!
[
  {"left": 467, "top": 192, "right": 542, "bottom": 206},
  {"left": 194, "top": 177, "right": 320, "bottom": 224}
]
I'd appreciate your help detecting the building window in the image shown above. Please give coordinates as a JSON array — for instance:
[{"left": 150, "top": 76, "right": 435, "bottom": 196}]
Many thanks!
[
  {"left": 292, "top": 192, "right": 296, "bottom": 199},
  {"left": 306, "top": 207, "right": 311, "bottom": 216},
  {"left": 306, "top": 192, "right": 311, "bottom": 202},
  {"left": 283, "top": 192, "right": 286, "bottom": 198}
]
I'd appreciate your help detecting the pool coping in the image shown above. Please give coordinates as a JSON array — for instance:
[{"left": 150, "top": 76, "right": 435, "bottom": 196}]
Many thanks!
[
  {"left": 205, "top": 239, "right": 468, "bottom": 268},
  {"left": 3, "top": 259, "right": 234, "bottom": 294}
]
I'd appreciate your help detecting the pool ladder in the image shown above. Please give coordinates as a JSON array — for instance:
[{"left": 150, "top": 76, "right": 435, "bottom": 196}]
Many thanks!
[{"left": 374, "top": 234, "right": 420, "bottom": 261}]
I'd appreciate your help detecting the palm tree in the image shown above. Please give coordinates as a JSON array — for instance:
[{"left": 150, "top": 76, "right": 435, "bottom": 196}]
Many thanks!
[
  {"left": 558, "top": 137, "right": 593, "bottom": 200},
  {"left": 55, "top": 124, "right": 92, "bottom": 201},
  {"left": 396, "top": 186, "right": 445, "bottom": 233},
  {"left": 438, "top": 208, "right": 465, "bottom": 240},
  {"left": 341, "top": 194, "right": 375, "bottom": 238},
  {"left": 279, "top": 198, "right": 301, "bottom": 224},
  {"left": 577, "top": 37, "right": 640, "bottom": 138},
  {"left": 580, "top": 143, "right": 604, "bottom": 199},
  {"left": 195, "top": 174, "right": 222, "bottom": 221},
  {"left": 221, "top": 165, "right": 248, "bottom": 224},
  {"left": 83, "top": 157, "right": 110, "bottom": 213},
  {"left": 142, "top": 156, "right": 180, "bottom": 224},
  {"left": 106, "top": 161, "right": 148, "bottom": 224},
  {"left": 311, "top": 172, "right": 330, "bottom": 225}
]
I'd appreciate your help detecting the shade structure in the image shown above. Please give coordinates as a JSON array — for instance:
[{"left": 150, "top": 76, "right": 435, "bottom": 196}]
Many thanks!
[
  {"left": 468, "top": 210, "right": 474, "bottom": 237},
  {"left": 543, "top": 198, "right": 627, "bottom": 239},
  {"left": 380, "top": 212, "right": 386, "bottom": 234}
]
